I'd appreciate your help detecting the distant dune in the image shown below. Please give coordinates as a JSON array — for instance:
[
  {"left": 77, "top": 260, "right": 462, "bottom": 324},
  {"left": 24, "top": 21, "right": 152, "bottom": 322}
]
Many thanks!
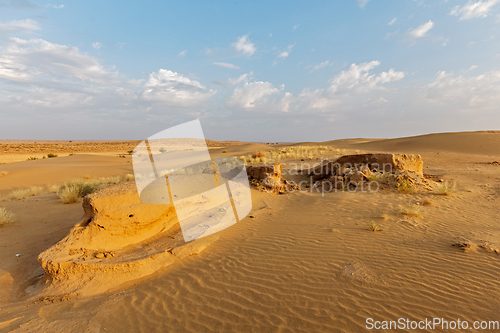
[{"left": 325, "top": 131, "right": 500, "bottom": 156}]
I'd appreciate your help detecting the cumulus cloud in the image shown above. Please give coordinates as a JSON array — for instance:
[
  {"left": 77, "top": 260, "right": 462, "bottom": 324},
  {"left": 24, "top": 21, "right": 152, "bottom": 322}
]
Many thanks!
[
  {"left": 212, "top": 62, "right": 240, "bottom": 69},
  {"left": 0, "top": 36, "right": 217, "bottom": 120},
  {"left": 423, "top": 69, "right": 500, "bottom": 109},
  {"left": 226, "top": 61, "right": 404, "bottom": 114},
  {"left": 142, "top": 69, "right": 215, "bottom": 107},
  {"left": 388, "top": 18, "right": 397, "bottom": 26},
  {"left": 0, "top": 38, "right": 117, "bottom": 84},
  {"left": 177, "top": 50, "right": 187, "bottom": 56},
  {"left": 357, "top": 0, "right": 370, "bottom": 8},
  {"left": 232, "top": 35, "right": 256, "bottom": 56},
  {"left": 0, "top": 19, "right": 40, "bottom": 34},
  {"left": 409, "top": 20, "right": 434, "bottom": 38},
  {"left": 450, "top": 0, "right": 500, "bottom": 20},
  {"left": 92, "top": 42, "right": 102, "bottom": 50},
  {"left": 328, "top": 61, "right": 405, "bottom": 95},
  {"left": 225, "top": 81, "right": 280, "bottom": 109}
]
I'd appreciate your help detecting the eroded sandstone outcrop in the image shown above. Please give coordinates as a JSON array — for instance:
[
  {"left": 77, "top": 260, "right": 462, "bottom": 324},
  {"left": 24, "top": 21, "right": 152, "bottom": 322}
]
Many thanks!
[
  {"left": 247, "top": 163, "right": 298, "bottom": 194},
  {"left": 308, "top": 153, "right": 430, "bottom": 191},
  {"left": 37, "top": 182, "right": 219, "bottom": 298},
  {"left": 310, "top": 153, "right": 423, "bottom": 181}
]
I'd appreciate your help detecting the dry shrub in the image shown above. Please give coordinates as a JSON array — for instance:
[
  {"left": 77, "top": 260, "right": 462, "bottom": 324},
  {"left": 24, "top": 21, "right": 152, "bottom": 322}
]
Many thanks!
[
  {"left": 397, "top": 177, "right": 417, "bottom": 194},
  {"left": 58, "top": 185, "right": 82, "bottom": 204},
  {"left": 48, "top": 184, "right": 60, "bottom": 194},
  {"left": 7, "top": 186, "right": 45, "bottom": 200},
  {"left": 58, "top": 179, "right": 102, "bottom": 204},
  {"left": 0, "top": 207, "right": 15, "bottom": 226},
  {"left": 252, "top": 151, "right": 266, "bottom": 159},
  {"left": 435, "top": 181, "right": 456, "bottom": 196},
  {"left": 369, "top": 222, "right": 381, "bottom": 232},
  {"left": 380, "top": 212, "right": 390, "bottom": 220},
  {"left": 400, "top": 204, "right": 423, "bottom": 218}
]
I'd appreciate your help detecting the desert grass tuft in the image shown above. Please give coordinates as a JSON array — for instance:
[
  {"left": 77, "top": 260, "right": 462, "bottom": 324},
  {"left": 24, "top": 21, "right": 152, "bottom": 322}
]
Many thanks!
[
  {"left": 380, "top": 212, "right": 390, "bottom": 220},
  {"left": 369, "top": 222, "right": 381, "bottom": 232},
  {"left": 0, "top": 171, "right": 8, "bottom": 177},
  {"left": 397, "top": 178, "right": 417, "bottom": 194},
  {"left": 0, "top": 207, "right": 15, "bottom": 226},
  {"left": 57, "top": 175, "right": 135, "bottom": 203},
  {"left": 7, "top": 186, "right": 45, "bottom": 200},
  {"left": 435, "top": 181, "right": 456, "bottom": 196},
  {"left": 48, "top": 184, "right": 60, "bottom": 193},
  {"left": 47, "top": 153, "right": 58, "bottom": 158},
  {"left": 58, "top": 179, "right": 101, "bottom": 204},
  {"left": 58, "top": 185, "right": 82, "bottom": 204},
  {"left": 399, "top": 204, "right": 423, "bottom": 218},
  {"left": 252, "top": 151, "right": 266, "bottom": 159}
]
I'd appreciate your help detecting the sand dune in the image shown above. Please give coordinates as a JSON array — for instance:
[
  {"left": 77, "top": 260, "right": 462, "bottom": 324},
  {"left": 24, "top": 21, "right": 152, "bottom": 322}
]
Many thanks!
[
  {"left": 326, "top": 131, "right": 500, "bottom": 156},
  {"left": 0, "top": 131, "right": 499, "bottom": 332}
]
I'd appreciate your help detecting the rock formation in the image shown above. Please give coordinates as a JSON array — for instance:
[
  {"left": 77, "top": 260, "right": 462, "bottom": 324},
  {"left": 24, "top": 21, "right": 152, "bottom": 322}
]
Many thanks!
[
  {"left": 37, "top": 182, "right": 219, "bottom": 298},
  {"left": 247, "top": 163, "right": 298, "bottom": 194}
]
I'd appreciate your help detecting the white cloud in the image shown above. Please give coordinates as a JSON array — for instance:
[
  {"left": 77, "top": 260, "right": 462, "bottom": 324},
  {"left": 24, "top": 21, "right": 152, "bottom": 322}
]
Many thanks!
[
  {"left": 450, "top": 0, "right": 500, "bottom": 20},
  {"left": 308, "top": 60, "right": 330, "bottom": 72},
  {"left": 0, "top": 37, "right": 117, "bottom": 84},
  {"left": 293, "top": 24, "right": 300, "bottom": 31},
  {"left": 278, "top": 44, "right": 294, "bottom": 59},
  {"left": 142, "top": 69, "right": 215, "bottom": 107},
  {"left": 358, "top": 0, "right": 370, "bottom": 8},
  {"left": 424, "top": 69, "right": 500, "bottom": 110},
  {"left": 409, "top": 20, "right": 434, "bottom": 38},
  {"left": 225, "top": 61, "right": 404, "bottom": 114},
  {"left": 227, "top": 72, "right": 252, "bottom": 86},
  {"left": 92, "top": 42, "right": 102, "bottom": 50},
  {"left": 45, "top": 4, "right": 64, "bottom": 9},
  {"left": 388, "top": 18, "right": 397, "bottom": 25},
  {"left": 232, "top": 35, "right": 256, "bottom": 56},
  {"left": 212, "top": 62, "right": 240, "bottom": 69},
  {"left": 177, "top": 50, "right": 187, "bottom": 56},
  {"left": 274, "top": 44, "right": 296, "bottom": 65},
  {"left": 468, "top": 65, "right": 478, "bottom": 71},
  {"left": 329, "top": 61, "right": 405, "bottom": 94},
  {"left": 0, "top": 19, "right": 40, "bottom": 34},
  {"left": 226, "top": 81, "right": 280, "bottom": 109},
  {"left": 0, "top": 36, "right": 217, "bottom": 116}
]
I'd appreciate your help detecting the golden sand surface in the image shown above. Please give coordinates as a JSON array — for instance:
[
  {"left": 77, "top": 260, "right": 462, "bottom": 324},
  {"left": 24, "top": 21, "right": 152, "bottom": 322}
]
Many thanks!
[{"left": 0, "top": 131, "right": 499, "bottom": 332}]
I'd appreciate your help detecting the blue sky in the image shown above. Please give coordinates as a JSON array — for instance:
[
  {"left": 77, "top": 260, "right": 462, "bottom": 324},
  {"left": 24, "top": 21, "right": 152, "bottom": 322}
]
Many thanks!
[{"left": 0, "top": 0, "right": 499, "bottom": 141}]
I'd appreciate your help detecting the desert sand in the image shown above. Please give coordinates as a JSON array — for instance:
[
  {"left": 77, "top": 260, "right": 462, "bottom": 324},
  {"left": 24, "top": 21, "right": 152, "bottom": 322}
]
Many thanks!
[{"left": 0, "top": 131, "right": 499, "bottom": 332}]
